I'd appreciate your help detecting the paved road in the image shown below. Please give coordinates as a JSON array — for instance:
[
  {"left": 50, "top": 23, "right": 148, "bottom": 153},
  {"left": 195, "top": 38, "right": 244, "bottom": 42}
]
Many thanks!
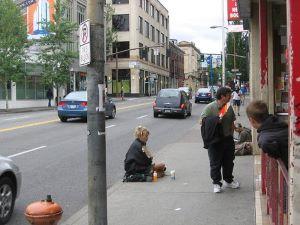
[{"left": 1, "top": 97, "right": 206, "bottom": 224}]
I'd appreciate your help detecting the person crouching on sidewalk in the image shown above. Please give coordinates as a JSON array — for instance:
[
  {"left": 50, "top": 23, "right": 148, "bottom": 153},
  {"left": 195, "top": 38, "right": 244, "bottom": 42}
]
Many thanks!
[{"left": 123, "top": 126, "right": 166, "bottom": 182}]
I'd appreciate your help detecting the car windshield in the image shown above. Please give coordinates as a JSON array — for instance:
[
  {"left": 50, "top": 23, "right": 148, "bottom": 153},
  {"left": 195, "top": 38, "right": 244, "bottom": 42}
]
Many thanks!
[
  {"left": 64, "top": 91, "right": 87, "bottom": 101},
  {"left": 198, "top": 88, "right": 210, "bottom": 93},
  {"left": 158, "top": 89, "right": 180, "bottom": 98},
  {"left": 178, "top": 87, "right": 189, "bottom": 92}
]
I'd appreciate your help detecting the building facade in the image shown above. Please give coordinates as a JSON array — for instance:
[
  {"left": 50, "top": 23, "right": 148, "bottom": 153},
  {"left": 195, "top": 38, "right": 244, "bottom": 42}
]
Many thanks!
[
  {"left": 177, "top": 41, "right": 201, "bottom": 93},
  {"left": 106, "top": 0, "right": 170, "bottom": 96},
  {"left": 169, "top": 39, "right": 185, "bottom": 87},
  {"left": 0, "top": 0, "right": 88, "bottom": 109},
  {"left": 238, "top": 0, "right": 299, "bottom": 224}
]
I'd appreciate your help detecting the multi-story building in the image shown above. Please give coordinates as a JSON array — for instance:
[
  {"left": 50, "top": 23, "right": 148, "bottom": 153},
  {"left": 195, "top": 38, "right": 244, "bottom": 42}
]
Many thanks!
[
  {"left": 106, "top": 0, "right": 170, "bottom": 96},
  {"left": 169, "top": 39, "right": 184, "bottom": 87},
  {"left": 0, "top": 0, "right": 87, "bottom": 109},
  {"left": 177, "top": 41, "right": 201, "bottom": 93}
]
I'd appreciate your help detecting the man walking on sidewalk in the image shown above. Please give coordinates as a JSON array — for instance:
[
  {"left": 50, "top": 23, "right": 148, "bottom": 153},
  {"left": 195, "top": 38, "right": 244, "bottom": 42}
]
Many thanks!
[{"left": 200, "top": 87, "right": 240, "bottom": 193}]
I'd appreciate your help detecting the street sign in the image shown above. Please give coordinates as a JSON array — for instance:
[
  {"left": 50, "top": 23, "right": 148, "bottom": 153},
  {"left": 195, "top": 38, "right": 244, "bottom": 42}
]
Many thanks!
[
  {"left": 236, "top": 73, "right": 242, "bottom": 76},
  {"left": 79, "top": 20, "right": 91, "bottom": 67},
  {"left": 231, "top": 68, "right": 239, "bottom": 72}
]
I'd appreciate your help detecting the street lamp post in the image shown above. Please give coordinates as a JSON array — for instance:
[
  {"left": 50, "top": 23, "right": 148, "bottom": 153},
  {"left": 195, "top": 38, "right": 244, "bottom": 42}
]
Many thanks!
[{"left": 210, "top": 25, "right": 228, "bottom": 87}]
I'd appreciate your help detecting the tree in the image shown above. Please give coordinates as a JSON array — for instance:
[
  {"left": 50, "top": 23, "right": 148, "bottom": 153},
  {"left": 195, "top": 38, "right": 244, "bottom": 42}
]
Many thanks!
[
  {"left": 37, "top": 0, "right": 77, "bottom": 105},
  {"left": 0, "top": 0, "right": 27, "bottom": 110},
  {"left": 105, "top": 4, "right": 118, "bottom": 57},
  {"left": 225, "top": 32, "right": 249, "bottom": 83}
]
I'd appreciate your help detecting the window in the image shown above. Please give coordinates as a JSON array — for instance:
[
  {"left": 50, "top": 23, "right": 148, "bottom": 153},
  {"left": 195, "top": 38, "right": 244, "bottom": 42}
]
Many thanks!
[
  {"left": 112, "top": 14, "right": 129, "bottom": 31},
  {"left": 138, "top": 16, "right": 143, "bottom": 34},
  {"left": 112, "top": 69, "right": 131, "bottom": 94},
  {"left": 66, "top": 6, "right": 72, "bottom": 21},
  {"left": 166, "top": 36, "right": 168, "bottom": 46},
  {"left": 112, "top": 0, "right": 128, "bottom": 3},
  {"left": 162, "top": 54, "right": 165, "bottom": 68},
  {"left": 161, "top": 15, "right": 165, "bottom": 26},
  {"left": 16, "top": 76, "right": 47, "bottom": 100},
  {"left": 151, "top": 25, "right": 155, "bottom": 42},
  {"left": 139, "top": 43, "right": 143, "bottom": 59},
  {"left": 150, "top": 4, "right": 155, "bottom": 17},
  {"left": 151, "top": 49, "right": 155, "bottom": 64},
  {"left": 161, "top": 33, "right": 165, "bottom": 44},
  {"left": 166, "top": 18, "right": 168, "bottom": 29},
  {"left": 77, "top": 3, "right": 86, "bottom": 25},
  {"left": 145, "top": 0, "right": 149, "bottom": 13},
  {"left": 156, "top": 53, "right": 160, "bottom": 66},
  {"left": 156, "top": 29, "right": 160, "bottom": 43},
  {"left": 145, "top": 21, "right": 149, "bottom": 38},
  {"left": 113, "top": 41, "right": 130, "bottom": 58},
  {"left": 156, "top": 9, "right": 160, "bottom": 22}
]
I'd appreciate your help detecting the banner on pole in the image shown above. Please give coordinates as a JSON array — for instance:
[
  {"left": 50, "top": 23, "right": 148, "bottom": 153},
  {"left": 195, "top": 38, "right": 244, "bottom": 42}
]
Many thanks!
[{"left": 227, "top": 0, "right": 240, "bottom": 21}]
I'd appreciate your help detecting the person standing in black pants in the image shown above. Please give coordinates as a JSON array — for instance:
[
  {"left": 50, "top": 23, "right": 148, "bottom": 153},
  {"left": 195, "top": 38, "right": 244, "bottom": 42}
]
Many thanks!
[
  {"left": 200, "top": 87, "right": 240, "bottom": 193},
  {"left": 46, "top": 88, "right": 53, "bottom": 107}
]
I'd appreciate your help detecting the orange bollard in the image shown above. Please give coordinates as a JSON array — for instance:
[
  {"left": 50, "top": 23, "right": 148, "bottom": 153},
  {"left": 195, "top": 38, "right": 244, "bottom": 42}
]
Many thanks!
[{"left": 24, "top": 195, "right": 63, "bottom": 225}]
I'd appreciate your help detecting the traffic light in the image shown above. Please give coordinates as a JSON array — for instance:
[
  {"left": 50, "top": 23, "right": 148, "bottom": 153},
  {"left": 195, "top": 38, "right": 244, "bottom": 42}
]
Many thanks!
[{"left": 200, "top": 54, "right": 204, "bottom": 62}]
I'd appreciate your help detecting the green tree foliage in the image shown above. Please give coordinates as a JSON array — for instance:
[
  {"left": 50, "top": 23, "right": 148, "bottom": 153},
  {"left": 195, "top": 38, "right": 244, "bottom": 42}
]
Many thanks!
[
  {"left": 225, "top": 32, "right": 249, "bottom": 82},
  {"left": 37, "top": 0, "right": 77, "bottom": 104},
  {"left": 105, "top": 4, "right": 118, "bottom": 57},
  {"left": 0, "top": 0, "right": 27, "bottom": 109}
]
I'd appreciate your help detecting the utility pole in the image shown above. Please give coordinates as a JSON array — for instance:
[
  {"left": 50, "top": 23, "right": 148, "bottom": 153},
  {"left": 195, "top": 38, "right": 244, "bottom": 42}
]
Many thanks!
[
  {"left": 115, "top": 48, "right": 119, "bottom": 97},
  {"left": 87, "top": 0, "right": 107, "bottom": 225}
]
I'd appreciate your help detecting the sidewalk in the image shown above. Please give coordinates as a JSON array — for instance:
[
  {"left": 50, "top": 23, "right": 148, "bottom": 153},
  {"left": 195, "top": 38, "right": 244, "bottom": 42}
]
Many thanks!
[{"left": 62, "top": 109, "right": 256, "bottom": 225}]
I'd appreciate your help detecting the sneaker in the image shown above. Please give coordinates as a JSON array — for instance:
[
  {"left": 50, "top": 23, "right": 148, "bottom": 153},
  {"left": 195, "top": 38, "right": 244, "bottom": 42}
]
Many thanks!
[
  {"left": 224, "top": 180, "right": 240, "bottom": 189},
  {"left": 213, "top": 184, "right": 222, "bottom": 193}
]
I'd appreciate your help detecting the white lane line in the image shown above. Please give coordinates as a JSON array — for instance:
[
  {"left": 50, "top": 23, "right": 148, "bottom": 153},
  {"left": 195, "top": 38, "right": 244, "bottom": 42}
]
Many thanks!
[
  {"left": 3, "top": 116, "right": 30, "bottom": 121},
  {"left": 8, "top": 146, "right": 47, "bottom": 159},
  {"left": 136, "top": 115, "right": 149, "bottom": 119},
  {"left": 106, "top": 125, "right": 116, "bottom": 129}
]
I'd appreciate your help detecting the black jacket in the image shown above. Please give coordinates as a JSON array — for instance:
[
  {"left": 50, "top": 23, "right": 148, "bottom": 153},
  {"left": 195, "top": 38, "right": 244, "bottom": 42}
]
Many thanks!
[
  {"left": 124, "top": 139, "right": 152, "bottom": 175},
  {"left": 257, "top": 115, "right": 288, "bottom": 169},
  {"left": 201, "top": 116, "right": 224, "bottom": 149}
]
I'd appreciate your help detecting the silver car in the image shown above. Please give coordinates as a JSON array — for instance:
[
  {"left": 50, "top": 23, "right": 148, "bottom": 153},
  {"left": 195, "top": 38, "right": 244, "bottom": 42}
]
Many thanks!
[{"left": 0, "top": 156, "right": 21, "bottom": 224}]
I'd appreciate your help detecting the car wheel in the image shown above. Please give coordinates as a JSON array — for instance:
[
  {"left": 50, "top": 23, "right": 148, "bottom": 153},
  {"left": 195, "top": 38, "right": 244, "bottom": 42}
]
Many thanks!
[
  {"left": 59, "top": 116, "right": 67, "bottom": 122},
  {"left": 109, "top": 108, "right": 116, "bottom": 119},
  {"left": 0, "top": 177, "right": 16, "bottom": 225},
  {"left": 153, "top": 112, "right": 159, "bottom": 118},
  {"left": 194, "top": 100, "right": 198, "bottom": 104},
  {"left": 182, "top": 110, "right": 187, "bottom": 119}
]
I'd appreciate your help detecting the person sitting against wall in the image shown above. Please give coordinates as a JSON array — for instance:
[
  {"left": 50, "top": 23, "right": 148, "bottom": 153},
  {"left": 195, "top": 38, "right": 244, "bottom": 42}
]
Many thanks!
[
  {"left": 123, "top": 126, "right": 166, "bottom": 182},
  {"left": 234, "top": 123, "right": 252, "bottom": 156}
]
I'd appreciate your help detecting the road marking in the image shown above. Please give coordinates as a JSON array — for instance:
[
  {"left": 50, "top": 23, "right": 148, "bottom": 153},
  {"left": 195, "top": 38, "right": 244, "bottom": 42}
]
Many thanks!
[
  {"left": 106, "top": 125, "right": 116, "bottom": 129},
  {"left": 0, "top": 102, "right": 152, "bottom": 132},
  {"left": 118, "top": 102, "right": 152, "bottom": 110},
  {"left": 136, "top": 115, "right": 148, "bottom": 119},
  {"left": 8, "top": 146, "right": 47, "bottom": 158},
  {"left": 0, "top": 119, "right": 59, "bottom": 132},
  {"left": 3, "top": 116, "right": 30, "bottom": 121}
]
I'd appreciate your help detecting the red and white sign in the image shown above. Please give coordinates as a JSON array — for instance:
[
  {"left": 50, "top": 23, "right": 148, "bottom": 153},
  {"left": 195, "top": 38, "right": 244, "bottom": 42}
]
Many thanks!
[
  {"left": 79, "top": 20, "right": 91, "bottom": 66},
  {"left": 227, "top": 0, "right": 240, "bottom": 21}
]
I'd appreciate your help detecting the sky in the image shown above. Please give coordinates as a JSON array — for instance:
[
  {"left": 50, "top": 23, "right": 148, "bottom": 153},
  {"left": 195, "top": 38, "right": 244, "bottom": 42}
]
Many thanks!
[{"left": 159, "top": 0, "right": 227, "bottom": 54}]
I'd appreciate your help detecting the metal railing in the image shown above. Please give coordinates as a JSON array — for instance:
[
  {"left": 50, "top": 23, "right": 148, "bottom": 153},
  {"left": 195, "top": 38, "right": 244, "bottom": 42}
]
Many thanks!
[{"left": 261, "top": 153, "right": 288, "bottom": 225}]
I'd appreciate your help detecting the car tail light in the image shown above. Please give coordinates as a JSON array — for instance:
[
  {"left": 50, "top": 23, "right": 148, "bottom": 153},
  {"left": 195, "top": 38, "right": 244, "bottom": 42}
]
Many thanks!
[
  {"left": 81, "top": 101, "right": 88, "bottom": 106},
  {"left": 180, "top": 104, "right": 185, "bottom": 109},
  {"left": 153, "top": 101, "right": 156, "bottom": 107},
  {"left": 208, "top": 93, "right": 211, "bottom": 96},
  {"left": 58, "top": 101, "right": 65, "bottom": 106}
]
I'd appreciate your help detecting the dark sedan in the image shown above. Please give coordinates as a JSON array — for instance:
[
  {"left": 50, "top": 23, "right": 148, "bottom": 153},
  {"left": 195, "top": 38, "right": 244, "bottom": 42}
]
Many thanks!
[
  {"left": 195, "top": 88, "right": 213, "bottom": 103},
  {"left": 57, "top": 91, "right": 116, "bottom": 122},
  {"left": 153, "top": 88, "right": 192, "bottom": 118}
]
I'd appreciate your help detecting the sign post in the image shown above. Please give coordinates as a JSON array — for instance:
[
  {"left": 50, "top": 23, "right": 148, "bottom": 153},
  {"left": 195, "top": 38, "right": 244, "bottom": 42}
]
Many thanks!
[{"left": 79, "top": 20, "right": 91, "bottom": 67}]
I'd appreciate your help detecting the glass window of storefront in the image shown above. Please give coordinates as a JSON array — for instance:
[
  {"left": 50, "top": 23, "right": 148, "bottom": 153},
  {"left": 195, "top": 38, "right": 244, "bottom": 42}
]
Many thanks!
[
  {"left": 112, "top": 69, "right": 131, "bottom": 94},
  {"left": 16, "top": 76, "right": 47, "bottom": 99}
]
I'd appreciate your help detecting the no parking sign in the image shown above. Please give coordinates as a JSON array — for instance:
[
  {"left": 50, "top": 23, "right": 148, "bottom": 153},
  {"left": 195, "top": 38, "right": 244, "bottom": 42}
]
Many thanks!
[{"left": 79, "top": 20, "right": 91, "bottom": 66}]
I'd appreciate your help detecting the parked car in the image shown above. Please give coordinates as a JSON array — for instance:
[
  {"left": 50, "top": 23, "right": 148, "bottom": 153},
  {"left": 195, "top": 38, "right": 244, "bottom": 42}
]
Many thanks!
[
  {"left": 57, "top": 91, "right": 116, "bottom": 122},
  {"left": 0, "top": 156, "right": 22, "bottom": 224},
  {"left": 153, "top": 88, "right": 192, "bottom": 118},
  {"left": 195, "top": 88, "right": 213, "bottom": 103},
  {"left": 178, "top": 86, "right": 192, "bottom": 99}
]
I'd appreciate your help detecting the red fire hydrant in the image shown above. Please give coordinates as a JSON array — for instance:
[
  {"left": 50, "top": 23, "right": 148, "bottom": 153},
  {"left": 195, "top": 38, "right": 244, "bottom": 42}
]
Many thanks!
[{"left": 24, "top": 195, "right": 63, "bottom": 225}]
